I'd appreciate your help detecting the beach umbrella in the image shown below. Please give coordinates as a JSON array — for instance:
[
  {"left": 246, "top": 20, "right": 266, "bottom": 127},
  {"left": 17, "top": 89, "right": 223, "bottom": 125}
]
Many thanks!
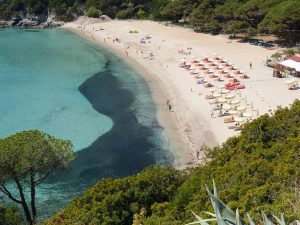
[
  {"left": 213, "top": 93, "right": 221, "bottom": 98},
  {"left": 223, "top": 104, "right": 232, "bottom": 110},
  {"left": 221, "top": 89, "right": 230, "bottom": 94},
  {"left": 180, "top": 58, "right": 187, "bottom": 62},
  {"left": 218, "top": 85, "right": 225, "bottom": 89},
  {"left": 234, "top": 116, "right": 245, "bottom": 122},
  {"left": 185, "top": 62, "right": 192, "bottom": 66},
  {"left": 229, "top": 110, "right": 238, "bottom": 115},
  {"left": 225, "top": 94, "right": 235, "bottom": 99},
  {"left": 243, "top": 112, "right": 252, "bottom": 118},
  {"left": 217, "top": 97, "right": 227, "bottom": 103},
  {"left": 230, "top": 99, "right": 240, "bottom": 105},
  {"left": 237, "top": 105, "right": 246, "bottom": 112}
]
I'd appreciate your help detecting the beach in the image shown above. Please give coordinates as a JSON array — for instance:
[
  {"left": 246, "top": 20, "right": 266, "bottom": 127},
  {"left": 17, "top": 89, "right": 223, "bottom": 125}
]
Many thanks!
[{"left": 63, "top": 18, "right": 300, "bottom": 168}]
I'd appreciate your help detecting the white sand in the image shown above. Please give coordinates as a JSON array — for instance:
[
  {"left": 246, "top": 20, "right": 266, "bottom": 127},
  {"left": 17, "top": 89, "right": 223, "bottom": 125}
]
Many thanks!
[{"left": 63, "top": 18, "right": 300, "bottom": 168}]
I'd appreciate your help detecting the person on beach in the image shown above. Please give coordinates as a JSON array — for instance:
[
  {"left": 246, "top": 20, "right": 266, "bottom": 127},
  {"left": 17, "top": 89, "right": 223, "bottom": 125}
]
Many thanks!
[
  {"left": 168, "top": 104, "right": 172, "bottom": 111},
  {"left": 166, "top": 99, "right": 170, "bottom": 106},
  {"left": 196, "top": 150, "right": 200, "bottom": 159},
  {"left": 249, "top": 62, "right": 252, "bottom": 69}
]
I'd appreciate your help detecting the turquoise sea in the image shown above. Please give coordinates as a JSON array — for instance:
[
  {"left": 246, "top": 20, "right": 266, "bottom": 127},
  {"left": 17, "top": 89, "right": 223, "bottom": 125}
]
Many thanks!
[{"left": 0, "top": 28, "right": 173, "bottom": 220}]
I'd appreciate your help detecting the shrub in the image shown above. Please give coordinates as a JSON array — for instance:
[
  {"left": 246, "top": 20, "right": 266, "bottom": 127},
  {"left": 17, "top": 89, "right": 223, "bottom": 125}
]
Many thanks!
[{"left": 86, "top": 7, "right": 101, "bottom": 18}]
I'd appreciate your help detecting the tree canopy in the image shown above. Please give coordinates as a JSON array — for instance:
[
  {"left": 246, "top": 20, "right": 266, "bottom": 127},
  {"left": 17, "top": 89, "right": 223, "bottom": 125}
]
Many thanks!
[
  {"left": 0, "top": 130, "right": 74, "bottom": 225},
  {"left": 0, "top": 0, "right": 299, "bottom": 41},
  {"left": 45, "top": 100, "right": 300, "bottom": 225}
]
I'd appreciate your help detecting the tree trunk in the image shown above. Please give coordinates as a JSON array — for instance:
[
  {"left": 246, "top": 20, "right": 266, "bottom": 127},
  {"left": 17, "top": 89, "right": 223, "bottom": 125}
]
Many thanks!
[
  {"left": 15, "top": 178, "right": 33, "bottom": 225},
  {"left": 30, "top": 173, "right": 37, "bottom": 223}
]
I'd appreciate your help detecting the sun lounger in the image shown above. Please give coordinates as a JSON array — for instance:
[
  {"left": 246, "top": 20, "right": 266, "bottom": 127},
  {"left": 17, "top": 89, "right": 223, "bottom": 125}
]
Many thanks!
[
  {"left": 197, "top": 79, "right": 207, "bottom": 84},
  {"left": 204, "top": 83, "right": 214, "bottom": 88},
  {"left": 205, "top": 95, "right": 214, "bottom": 99},
  {"left": 236, "top": 84, "right": 245, "bottom": 89}
]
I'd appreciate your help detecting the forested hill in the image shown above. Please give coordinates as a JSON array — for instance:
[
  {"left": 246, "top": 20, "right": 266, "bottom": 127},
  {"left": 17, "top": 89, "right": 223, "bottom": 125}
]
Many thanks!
[
  {"left": 44, "top": 101, "right": 300, "bottom": 225},
  {"left": 0, "top": 0, "right": 300, "bottom": 40}
]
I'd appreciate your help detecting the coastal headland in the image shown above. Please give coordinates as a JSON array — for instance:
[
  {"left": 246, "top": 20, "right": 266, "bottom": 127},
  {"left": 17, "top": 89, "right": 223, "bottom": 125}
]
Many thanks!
[{"left": 64, "top": 17, "right": 300, "bottom": 168}]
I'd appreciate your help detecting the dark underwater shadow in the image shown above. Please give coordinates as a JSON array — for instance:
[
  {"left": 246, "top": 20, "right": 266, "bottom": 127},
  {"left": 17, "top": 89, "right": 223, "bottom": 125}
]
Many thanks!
[{"left": 46, "top": 60, "right": 157, "bottom": 185}]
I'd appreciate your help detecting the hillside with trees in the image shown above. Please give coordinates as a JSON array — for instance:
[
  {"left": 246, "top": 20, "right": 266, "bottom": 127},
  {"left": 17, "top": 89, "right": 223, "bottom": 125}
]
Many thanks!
[
  {"left": 44, "top": 100, "right": 300, "bottom": 225},
  {"left": 0, "top": 0, "right": 299, "bottom": 41}
]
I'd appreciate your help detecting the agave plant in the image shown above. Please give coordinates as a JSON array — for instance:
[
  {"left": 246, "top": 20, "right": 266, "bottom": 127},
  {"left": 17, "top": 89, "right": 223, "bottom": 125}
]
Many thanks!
[{"left": 187, "top": 180, "right": 286, "bottom": 225}]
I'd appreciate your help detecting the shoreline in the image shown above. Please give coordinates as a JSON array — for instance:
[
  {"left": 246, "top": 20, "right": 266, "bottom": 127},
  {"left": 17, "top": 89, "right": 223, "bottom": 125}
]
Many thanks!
[
  {"left": 63, "top": 18, "right": 299, "bottom": 168},
  {"left": 64, "top": 25, "right": 195, "bottom": 168}
]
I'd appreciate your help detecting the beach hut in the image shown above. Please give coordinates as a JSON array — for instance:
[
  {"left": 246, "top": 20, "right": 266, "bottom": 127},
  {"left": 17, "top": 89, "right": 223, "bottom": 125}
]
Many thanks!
[{"left": 276, "top": 56, "right": 300, "bottom": 77}]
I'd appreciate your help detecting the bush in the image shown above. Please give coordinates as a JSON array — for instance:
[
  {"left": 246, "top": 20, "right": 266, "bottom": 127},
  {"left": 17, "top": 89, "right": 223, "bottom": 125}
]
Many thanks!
[
  {"left": 116, "top": 9, "right": 133, "bottom": 19},
  {"left": 86, "top": 7, "right": 101, "bottom": 18},
  {"left": 136, "top": 9, "right": 147, "bottom": 19}
]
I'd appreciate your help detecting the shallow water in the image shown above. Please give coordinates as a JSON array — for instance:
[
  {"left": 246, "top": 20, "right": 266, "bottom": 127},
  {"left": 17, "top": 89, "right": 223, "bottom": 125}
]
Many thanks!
[{"left": 0, "top": 28, "right": 173, "bottom": 220}]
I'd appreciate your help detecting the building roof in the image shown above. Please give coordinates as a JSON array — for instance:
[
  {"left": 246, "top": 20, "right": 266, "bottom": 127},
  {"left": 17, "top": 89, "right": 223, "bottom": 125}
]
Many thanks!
[
  {"left": 279, "top": 59, "right": 300, "bottom": 72},
  {"left": 287, "top": 54, "right": 300, "bottom": 62}
]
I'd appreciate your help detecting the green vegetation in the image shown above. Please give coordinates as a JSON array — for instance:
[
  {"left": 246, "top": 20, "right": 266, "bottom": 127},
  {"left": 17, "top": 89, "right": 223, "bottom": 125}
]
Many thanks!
[
  {"left": 0, "top": 203, "right": 22, "bottom": 225},
  {"left": 189, "top": 181, "right": 286, "bottom": 225},
  {"left": 0, "top": 0, "right": 299, "bottom": 41},
  {"left": 86, "top": 6, "right": 102, "bottom": 18},
  {"left": 45, "top": 100, "right": 300, "bottom": 225},
  {"left": 0, "top": 130, "right": 74, "bottom": 225}
]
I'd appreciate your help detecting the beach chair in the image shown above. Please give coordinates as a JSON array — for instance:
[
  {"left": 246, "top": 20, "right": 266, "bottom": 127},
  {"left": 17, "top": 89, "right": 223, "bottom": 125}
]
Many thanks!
[{"left": 204, "top": 83, "right": 214, "bottom": 88}]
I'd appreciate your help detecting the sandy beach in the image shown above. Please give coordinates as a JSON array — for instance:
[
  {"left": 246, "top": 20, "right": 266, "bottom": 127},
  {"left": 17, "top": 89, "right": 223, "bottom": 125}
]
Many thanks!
[{"left": 63, "top": 18, "right": 299, "bottom": 168}]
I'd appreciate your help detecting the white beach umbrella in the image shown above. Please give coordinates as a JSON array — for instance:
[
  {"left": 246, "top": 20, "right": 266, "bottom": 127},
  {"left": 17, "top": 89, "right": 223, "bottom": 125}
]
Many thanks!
[
  {"left": 180, "top": 58, "right": 187, "bottom": 62},
  {"left": 243, "top": 112, "right": 252, "bottom": 118},
  {"left": 223, "top": 104, "right": 232, "bottom": 110},
  {"left": 218, "top": 85, "right": 225, "bottom": 89},
  {"left": 212, "top": 92, "right": 222, "bottom": 98},
  {"left": 234, "top": 116, "right": 245, "bottom": 122},
  {"left": 217, "top": 97, "right": 227, "bottom": 103},
  {"left": 225, "top": 94, "right": 235, "bottom": 99},
  {"left": 228, "top": 110, "right": 238, "bottom": 115},
  {"left": 237, "top": 105, "right": 247, "bottom": 112},
  {"left": 185, "top": 62, "right": 192, "bottom": 66},
  {"left": 230, "top": 99, "right": 240, "bottom": 105},
  {"left": 221, "top": 89, "right": 230, "bottom": 94}
]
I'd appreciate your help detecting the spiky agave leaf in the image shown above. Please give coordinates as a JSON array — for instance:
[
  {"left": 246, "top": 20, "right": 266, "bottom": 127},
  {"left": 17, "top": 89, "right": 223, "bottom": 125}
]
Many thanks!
[
  {"left": 186, "top": 211, "right": 216, "bottom": 225},
  {"left": 215, "top": 203, "right": 228, "bottom": 225},
  {"left": 262, "top": 211, "right": 272, "bottom": 225},
  {"left": 205, "top": 186, "right": 246, "bottom": 225},
  {"left": 236, "top": 209, "right": 241, "bottom": 225},
  {"left": 204, "top": 211, "right": 216, "bottom": 217},
  {"left": 272, "top": 214, "right": 286, "bottom": 225},
  {"left": 247, "top": 213, "right": 255, "bottom": 225}
]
